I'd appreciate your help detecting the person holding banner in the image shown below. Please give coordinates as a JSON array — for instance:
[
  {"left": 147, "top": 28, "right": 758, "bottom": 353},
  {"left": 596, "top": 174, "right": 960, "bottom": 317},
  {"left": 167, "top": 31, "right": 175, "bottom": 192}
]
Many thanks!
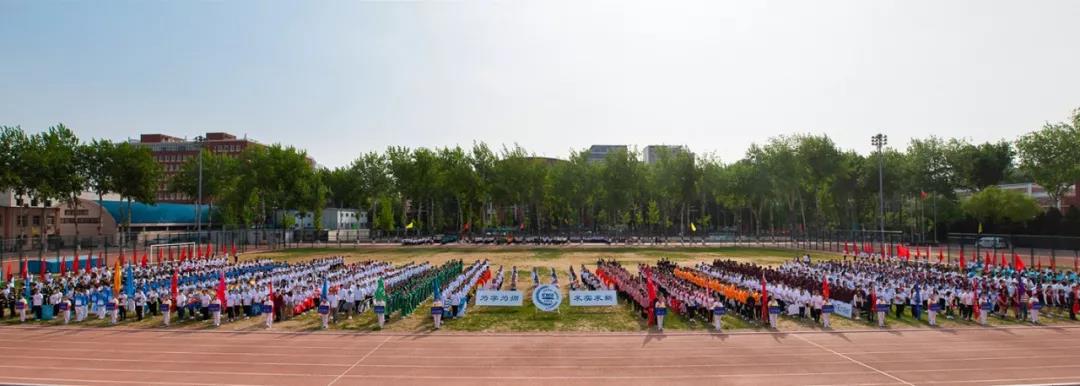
[
  {"left": 162, "top": 296, "right": 172, "bottom": 326},
  {"left": 75, "top": 289, "right": 87, "bottom": 322},
  {"left": 431, "top": 297, "right": 443, "bottom": 330},
  {"left": 927, "top": 290, "right": 939, "bottom": 326},
  {"left": 768, "top": 297, "right": 779, "bottom": 329},
  {"left": 17, "top": 296, "right": 27, "bottom": 322},
  {"left": 821, "top": 298, "right": 832, "bottom": 329},
  {"left": 211, "top": 295, "right": 223, "bottom": 327},
  {"left": 109, "top": 296, "right": 119, "bottom": 325},
  {"left": 60, "top": 295, "right": 71, "bottom": 324},
  {"left": 264, "top": 296, "right": 274, "bottom": 329},
  {"left": 876, "top": 296, "right": 887, "bottom": 328},
  {"left": 712, "top": 297, "right": 725, "bottom": 332},
  {"left": 1028, "top": 291, "right": 1040, "bottom": 324}
]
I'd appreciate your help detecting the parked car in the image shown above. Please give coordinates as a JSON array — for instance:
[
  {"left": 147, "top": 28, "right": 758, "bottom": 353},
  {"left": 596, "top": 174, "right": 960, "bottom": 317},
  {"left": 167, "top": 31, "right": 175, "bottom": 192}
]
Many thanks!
[{"left": 976, "top": 236, "right": 1009, "bottom": 250}]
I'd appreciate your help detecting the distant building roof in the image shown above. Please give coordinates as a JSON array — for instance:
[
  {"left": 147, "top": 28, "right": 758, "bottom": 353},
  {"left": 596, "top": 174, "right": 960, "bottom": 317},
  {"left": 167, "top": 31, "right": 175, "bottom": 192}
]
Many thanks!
[{"left": 99, "top": 200, "right": 209, "bottom": 225}]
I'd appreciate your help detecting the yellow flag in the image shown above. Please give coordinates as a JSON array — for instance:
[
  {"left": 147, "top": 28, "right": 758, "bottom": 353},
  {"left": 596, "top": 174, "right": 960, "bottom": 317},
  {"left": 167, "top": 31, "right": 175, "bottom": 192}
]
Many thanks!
[
  {"left": 405, "top": 221, "right": 414, "bottom": 230},
  {"left": 977, "top": 223, "right": 983, "bottom": 234},
  {"left": 690, "top": 222, "right": 697, "bottom": 232},
  {"left": 112, "top": 261, "right": 122, "bottom": 296}
]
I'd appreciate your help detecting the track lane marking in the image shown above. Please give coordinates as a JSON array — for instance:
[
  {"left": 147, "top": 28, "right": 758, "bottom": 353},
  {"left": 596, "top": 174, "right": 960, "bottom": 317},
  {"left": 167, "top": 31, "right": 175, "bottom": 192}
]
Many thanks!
[
  {"left": 792, "top": 334, "right": 913, "bottom": 386},
  {"left": 327, "top": 336, "right": 391, "bottom": 386}
]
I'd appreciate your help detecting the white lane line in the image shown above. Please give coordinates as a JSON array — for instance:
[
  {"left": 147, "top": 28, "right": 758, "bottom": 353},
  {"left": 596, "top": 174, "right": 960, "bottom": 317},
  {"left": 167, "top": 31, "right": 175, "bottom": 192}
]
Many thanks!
[
  {"left": 792, "top": 334, "right": 913, "bottom": 386},
  {"left": 327, "top": 336, "right": 391, "bottom": 386},
  {"left": 0, "top": 376, "right": 259, "bottom": 386}
]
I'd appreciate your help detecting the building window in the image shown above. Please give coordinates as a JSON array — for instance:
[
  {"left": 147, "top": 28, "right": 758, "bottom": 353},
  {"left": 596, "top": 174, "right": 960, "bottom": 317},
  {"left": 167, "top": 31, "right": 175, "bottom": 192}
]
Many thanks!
[
  {"left": 64, "top": 209, "right": 90, "bottom": 216},
  {"left": 32, "top": 216, "right": 40, "bottom": 226}
]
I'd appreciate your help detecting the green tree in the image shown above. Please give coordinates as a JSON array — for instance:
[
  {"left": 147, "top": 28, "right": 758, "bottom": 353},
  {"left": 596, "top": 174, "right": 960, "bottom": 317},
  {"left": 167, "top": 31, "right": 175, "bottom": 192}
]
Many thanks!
[
  {"left": 1016, "top": 108, "right": 1080, "bottom": 210},
  {"left": 961, "top": 186, "right": 1041, "bottom": 228},
  {"left": 110, "top": 142, "right": 162, "bottom": 251}
]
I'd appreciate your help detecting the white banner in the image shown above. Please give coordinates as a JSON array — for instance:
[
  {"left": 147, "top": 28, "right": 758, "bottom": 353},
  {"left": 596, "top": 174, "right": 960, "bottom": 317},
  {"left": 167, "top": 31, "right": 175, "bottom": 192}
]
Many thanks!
[
  {"left": 831, "top": 300, "right": 853, "bottom": 319},
  {"left": 569, "top": 290, "right": 617, "bottom": 306},
  {"left": 475, "top": 290, "right": 523, "bottom": 306}
]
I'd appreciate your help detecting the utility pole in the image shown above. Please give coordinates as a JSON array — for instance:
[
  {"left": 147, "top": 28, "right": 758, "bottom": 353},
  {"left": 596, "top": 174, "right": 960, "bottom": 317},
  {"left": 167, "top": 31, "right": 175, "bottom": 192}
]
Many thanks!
[
  {"left": 872, "top": 134, "right": 887, "bottom": 244},
  {"left": 194, "top": 136, "right": 205, "bottom": 250}
]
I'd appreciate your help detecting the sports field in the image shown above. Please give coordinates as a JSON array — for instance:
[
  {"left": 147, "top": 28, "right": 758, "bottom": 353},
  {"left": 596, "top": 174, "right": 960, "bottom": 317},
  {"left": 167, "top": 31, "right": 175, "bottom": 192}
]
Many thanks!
[{"left": 5, "top": 245, "right": 1076, "bottom": 332}]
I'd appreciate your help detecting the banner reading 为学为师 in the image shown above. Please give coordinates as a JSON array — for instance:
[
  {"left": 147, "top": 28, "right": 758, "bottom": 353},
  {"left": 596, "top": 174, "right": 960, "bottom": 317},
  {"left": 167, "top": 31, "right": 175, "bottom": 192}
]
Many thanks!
[
  {"left": 569, "top": 290, "right": 617, "bottom": 306},
  {"left": 475, "top": 290, "right": 523, "bottom": 306}
]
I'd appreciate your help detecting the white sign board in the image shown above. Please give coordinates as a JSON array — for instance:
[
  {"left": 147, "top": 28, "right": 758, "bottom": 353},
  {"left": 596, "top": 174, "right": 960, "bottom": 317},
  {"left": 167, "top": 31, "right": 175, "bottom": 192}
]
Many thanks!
[
  {"left": 569, "top": 290, "right": 617, "bottom": 306},
  {"left": 475, "top": 290, "right": 524, "bottom": 306},
  {"left": 831, "top": 300, "right": 853, "bottom": 319}
]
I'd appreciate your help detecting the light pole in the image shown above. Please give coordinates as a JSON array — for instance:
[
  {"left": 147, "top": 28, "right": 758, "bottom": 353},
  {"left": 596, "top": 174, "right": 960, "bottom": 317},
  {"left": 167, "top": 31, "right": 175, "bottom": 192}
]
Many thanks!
[
  {"left": 194, "top": 136, "right": 205, "bottom": 249},
  {"left": 871, "top": 134, "right": 887, "bottom": 245}
]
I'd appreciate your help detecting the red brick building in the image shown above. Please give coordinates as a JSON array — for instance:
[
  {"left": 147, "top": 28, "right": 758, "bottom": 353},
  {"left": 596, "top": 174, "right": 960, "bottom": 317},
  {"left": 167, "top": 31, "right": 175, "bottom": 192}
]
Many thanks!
[{"left": 135, "top": 132, "right": 260, "bottom": 203}]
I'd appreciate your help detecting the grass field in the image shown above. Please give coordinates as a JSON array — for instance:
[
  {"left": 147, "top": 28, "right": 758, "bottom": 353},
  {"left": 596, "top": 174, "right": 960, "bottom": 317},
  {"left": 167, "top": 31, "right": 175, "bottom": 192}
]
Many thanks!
[{"left": 4, "top": 245, "right": 1076, "bottom": 332}]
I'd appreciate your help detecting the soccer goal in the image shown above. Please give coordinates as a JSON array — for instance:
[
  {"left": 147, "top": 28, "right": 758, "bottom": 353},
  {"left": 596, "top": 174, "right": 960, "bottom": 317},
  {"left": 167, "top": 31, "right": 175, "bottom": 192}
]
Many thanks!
[{"left": 149, "top": 242, "right": 197, "bottom": 262}]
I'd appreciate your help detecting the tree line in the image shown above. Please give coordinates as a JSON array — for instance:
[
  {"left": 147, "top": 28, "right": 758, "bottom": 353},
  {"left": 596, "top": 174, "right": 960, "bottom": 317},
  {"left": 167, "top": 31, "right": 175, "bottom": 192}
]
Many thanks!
[
  {"left": 3, "top": 108, "right": 1079, "bottom": 245},
  {"left": 0, "top": 124, "right": 161, "bottom": 257}
]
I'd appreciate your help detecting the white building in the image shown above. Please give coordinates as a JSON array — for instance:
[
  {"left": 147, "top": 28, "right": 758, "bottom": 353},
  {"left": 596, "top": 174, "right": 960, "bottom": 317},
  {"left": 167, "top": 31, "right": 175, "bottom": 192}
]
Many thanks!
[{"left": 275, "top": 208, "right": 368, "bottom": 230}]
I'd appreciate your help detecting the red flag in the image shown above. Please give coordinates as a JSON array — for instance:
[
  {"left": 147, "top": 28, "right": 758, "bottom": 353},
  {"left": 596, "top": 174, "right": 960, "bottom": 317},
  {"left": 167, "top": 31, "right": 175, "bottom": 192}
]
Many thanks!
[
  {"left": 843, "top": 243, "right": 850, "bottom": 255},
  {"left": 1037, "top": 258, "right": 1043, "bottom": 270},
  {"left": 58, "top": 257, "right": 66, "bottom": 275},
  {"left": 920, "top": 191, "right": 928, "bottom": 200},
  {"left": 644, "top": 268, "right": 657, "bottom": 326},
  {"left": 1073, "top": 288, "right": 1080, "bottom": 315},
  {"left": 216, "top": 270, "right": 228, "bottom": 307},
  {"left": 231, "top": 243, "right": 237, "bottom": 257},
  {"left": 822, "top": 276, "right": 830, "bottom": 300},
  {"left": 87, "top": 255, "right": 95, "bottom": 273},
  {"left": 463, "top": 222, "right": 471, "bottom": 231},
  {"left": 142, "top": 252, "right": 149, "bottom": 268},
  {"left": 1013, "top": 253, "right": 1025, "bottom": 271},
  {"left": 205, "top": 243, "right": 212, "bottom": 258},
  {"left": 760, "top": 274, "right": 769, "bottom": 322},
  {"left": 972, "top": 286, "right": 981, "bottom": 317},
  {"left": 38, "top": 256, "right": 45, "bottom": 282},
  {"left": 1000, "top": 252, "right": 1007, "bottom": 268},
  {"left": 22, "top": 259, "right": 28, "bottom": 280},
  {"left": 938, "top": 249, "right": 944, "bottom": 264},
  {"left": 118, "top": 251, "right": 125, "bottom": 266},
  {"left": 170, "top": 268, "right": 179, "bottom": 302},
  {"left": 1050, "top": 254, "right": 1056, "bottom": 271},
  {"left": 197, "top": 245, "right": 204, "bottom": 259},
  {"left": 959, "top": 250, "right": 966, "bottom": 270},
  {"left": 4, "top": 262, "right": 11, "bottom": 283},
  {"left": 984, "top": 252, "right": 992, "bottom": 270},
  {"left": 220, "top": 243, "right": 226, "bottom": 255}
]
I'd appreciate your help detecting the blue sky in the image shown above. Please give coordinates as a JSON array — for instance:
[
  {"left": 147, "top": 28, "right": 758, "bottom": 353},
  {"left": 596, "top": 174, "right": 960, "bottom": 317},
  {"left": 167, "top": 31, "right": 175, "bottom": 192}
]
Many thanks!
[{"left": 2, "top": 1, "right": 1079, "bottom": 168}]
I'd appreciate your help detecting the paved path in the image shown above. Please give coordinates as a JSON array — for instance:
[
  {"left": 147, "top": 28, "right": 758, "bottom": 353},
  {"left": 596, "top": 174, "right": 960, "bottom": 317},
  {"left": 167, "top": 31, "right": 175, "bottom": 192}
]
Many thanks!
[{"left": 0, "top": 326, "right": 1078, "bottom": 385}]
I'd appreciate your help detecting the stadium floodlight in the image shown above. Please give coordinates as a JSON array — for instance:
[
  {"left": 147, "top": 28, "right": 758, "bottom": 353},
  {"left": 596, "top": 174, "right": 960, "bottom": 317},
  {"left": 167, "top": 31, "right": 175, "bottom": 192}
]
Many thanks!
[{"left": 871, "top": 133, "right": 887, "bottom": 244}]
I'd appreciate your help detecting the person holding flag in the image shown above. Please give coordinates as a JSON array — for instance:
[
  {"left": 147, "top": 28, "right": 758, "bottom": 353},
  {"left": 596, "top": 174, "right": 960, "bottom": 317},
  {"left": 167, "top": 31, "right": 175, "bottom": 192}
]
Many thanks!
[
  {"left": 374, "top": 277, "right": 387, "bottom": 328},
  {"left": 59, "top": 293, "right": 72, "bottom": 324},
  {"left": 265, "top": 283, "right": 274, "bottom": 329},
  {"left": 213, "top": 270, "right": 226, "bottom": 327},
  {"left": 431, "top": 277, "right": 443, "bottom": 330},
  {"left": 320, "top": 276, "right": 330, "bottom": 329}
]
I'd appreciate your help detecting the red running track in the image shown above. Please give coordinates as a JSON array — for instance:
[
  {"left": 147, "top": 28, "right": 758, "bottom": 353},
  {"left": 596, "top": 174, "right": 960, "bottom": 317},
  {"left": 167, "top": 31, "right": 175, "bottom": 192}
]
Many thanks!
[{"left": 0, "top": 326, "right": 1079, "bottom": 386}]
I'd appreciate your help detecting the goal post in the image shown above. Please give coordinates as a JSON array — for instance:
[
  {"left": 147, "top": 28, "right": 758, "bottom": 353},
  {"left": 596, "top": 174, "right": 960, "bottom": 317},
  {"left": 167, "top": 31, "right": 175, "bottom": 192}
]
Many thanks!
[{"left": 149, "top": 242, "right": 197, "bottom": 262}]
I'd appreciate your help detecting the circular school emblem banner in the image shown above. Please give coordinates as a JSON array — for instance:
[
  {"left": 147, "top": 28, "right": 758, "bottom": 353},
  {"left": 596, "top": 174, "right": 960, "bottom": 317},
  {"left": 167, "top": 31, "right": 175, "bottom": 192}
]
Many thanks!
[{"left": 532, "top": 284, "right": 562, "bottom": 312}]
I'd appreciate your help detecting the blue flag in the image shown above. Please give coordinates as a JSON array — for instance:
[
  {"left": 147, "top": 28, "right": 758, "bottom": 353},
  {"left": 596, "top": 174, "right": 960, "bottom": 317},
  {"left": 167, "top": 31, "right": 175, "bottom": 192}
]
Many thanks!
[
  {"left": 23, "top": 271, "right": 31, "bottom": 302},
  {"left": 433, "top": 276, "right": 441, "bottom": 301},
  {"left": 321, "top": 277, "right": 329, "bottom": 301},
  {"left": 125, "top": 264, "right": 135, "bottom": 298}
]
